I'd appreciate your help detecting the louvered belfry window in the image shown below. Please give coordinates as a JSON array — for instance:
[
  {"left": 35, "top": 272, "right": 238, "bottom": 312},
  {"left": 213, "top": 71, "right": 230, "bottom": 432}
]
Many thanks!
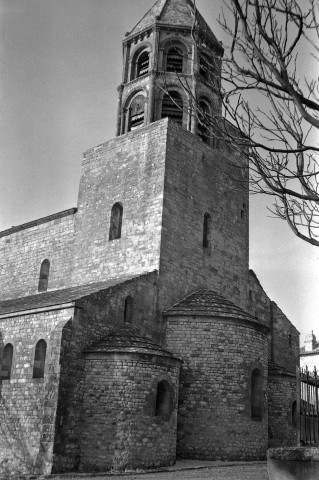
[
  {"left": 161, "top": 91, "right": 183, "bottom": 125},
  {"left": 166, "top": 46, "right": 183, "bottom": 73},
  {"left": 137, "top": 51, "right": 149, "bottom": 77},
  {"left": 129, "top": 95, "right": 145, "bottom": 130}
]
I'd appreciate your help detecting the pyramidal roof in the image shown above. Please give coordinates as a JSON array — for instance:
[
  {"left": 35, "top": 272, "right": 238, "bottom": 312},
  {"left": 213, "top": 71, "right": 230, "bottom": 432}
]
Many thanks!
[
  {"left": 84, "top": 326, "right": 177, "bottom": 358},
  {"left": 165, "top": 289, "right": 268, "bottom": 330},
  {"left": 127, "top": 0, "right": 221, "bottom": 47}
]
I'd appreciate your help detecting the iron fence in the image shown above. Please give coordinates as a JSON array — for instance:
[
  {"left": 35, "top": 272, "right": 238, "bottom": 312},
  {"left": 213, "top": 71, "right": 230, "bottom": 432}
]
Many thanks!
[{"left": 300, "top": 367, "right": 319, "bottom": 445}]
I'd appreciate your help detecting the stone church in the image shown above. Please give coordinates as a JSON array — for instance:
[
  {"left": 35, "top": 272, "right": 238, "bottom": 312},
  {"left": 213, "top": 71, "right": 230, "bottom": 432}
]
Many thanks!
[{"left": 0, "top": 0, "right": 300, "bottom": 476}]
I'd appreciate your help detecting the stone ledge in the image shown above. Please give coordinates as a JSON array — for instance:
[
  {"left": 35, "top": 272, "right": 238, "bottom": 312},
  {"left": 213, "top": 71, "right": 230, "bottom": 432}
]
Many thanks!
[
  {"left": 0, "top": 208, "right": 77, "bottom": 238},
  {"left": 268, "top": 447, "right": 319, "bottom": 461}
]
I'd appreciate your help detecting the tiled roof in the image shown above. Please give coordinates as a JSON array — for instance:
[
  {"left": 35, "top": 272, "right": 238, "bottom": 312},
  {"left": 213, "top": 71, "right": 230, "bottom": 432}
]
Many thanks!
[
  {"left": 0, "top": 273, "right": 151, "bottom": 316},
  {"left": 127, "top": 0, "right": 222, "bottom": 49},
  {"left": 268, "top": 361, "right": 296, "bottom": 377},
  {"left": 84, "top": 326, "right": 178, "bottom": 358},
  {"left": 165, "top": 289, "right": 265, "bottom": 326}
]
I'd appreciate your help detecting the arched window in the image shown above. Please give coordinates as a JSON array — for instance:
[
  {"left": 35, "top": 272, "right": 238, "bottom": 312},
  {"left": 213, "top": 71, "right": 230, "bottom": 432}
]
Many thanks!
[
  {"left": 33, "top": 339, "right": 47, "bottom": 379},
  {"left": 203, "top": 213, "right": 211, "bottom": 248},
  {"left": 109, "top": 203, "right": 123, "bottom": 241},
  {"left": 38, "top": 259, "right": 50, "bottom": 292},
  {"left": 155, "top": 380, "right": 172, "bottom": 418},
  {"left": 131, "top": 49, "right": 150, "bottom": 80},
  {"left": 124, "top": 296, "right": 133, "bottom": 324},
  {"left": 129, "top": 95, "right": 145, "bottom": 131},
  {"left": 161, "top": 91, "right": 183, "bottom": 125},
  {"left": 1, "top": 343, "right": 14, "bottom": 382},
  {"left": 198, "top": 100, "right": 211, "bottom": 144},
  {"left": 166, "top": 46, "right": 183, "bottom": 73},
  {"left": 251, "top": 368, "right": 263, "bottom": 420}
]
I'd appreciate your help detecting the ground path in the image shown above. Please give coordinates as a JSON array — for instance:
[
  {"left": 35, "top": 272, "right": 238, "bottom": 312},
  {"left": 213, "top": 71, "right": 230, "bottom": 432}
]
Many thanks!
[{"left": 50, "top": 461, "right": 268, "bottom": 480}]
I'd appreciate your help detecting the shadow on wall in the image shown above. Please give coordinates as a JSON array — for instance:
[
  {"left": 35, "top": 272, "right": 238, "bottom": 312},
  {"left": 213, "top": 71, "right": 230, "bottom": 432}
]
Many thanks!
[{"left": 0, "top": 333, "right": 49, "bottom": 478}]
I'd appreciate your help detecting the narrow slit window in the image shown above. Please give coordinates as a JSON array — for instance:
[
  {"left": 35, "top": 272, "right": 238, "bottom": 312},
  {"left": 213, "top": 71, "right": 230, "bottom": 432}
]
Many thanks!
[
  {"left": 155, "top": 380, "right": 172, "bottom": 417},
  {"left": 161, "top": 91, "right": 183, "bottom": 125},
  {"left": 124, "top": 296, "right": 133, "bottom": 324},
  {"left": 109, "top": 203, "right": 123, "bottom": 241},
  {"left": 166, "top": 46, "right": 183, "bottom": 73},
  {"left": 129, "top": 95, "right": 145, "bottom": 131},
  {"left": 241, "top": 203, "right": 246, "bottom": 219},
  {"left": 38, "top": 259, "right": 50, "bottom": 292},
  {"left": 251, "top": 368, "right": 263, "bottom": 420},
  {"left": 33, "top": 339, "right": 47, "bottom": 379},
  {"left": 203, "top": 213, "right": 211, "bottom": 248},
  {"left": 292, "top": 401, "right": 297, "bottom": 428},
  {"left": 1, "top": 343, "right": 14, "bottom": 382}
]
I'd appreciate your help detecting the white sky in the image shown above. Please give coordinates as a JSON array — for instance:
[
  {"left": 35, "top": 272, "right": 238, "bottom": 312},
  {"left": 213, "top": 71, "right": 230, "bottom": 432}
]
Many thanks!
[{"left": 0, "top": 0, "right": 318, "bottom": 342}]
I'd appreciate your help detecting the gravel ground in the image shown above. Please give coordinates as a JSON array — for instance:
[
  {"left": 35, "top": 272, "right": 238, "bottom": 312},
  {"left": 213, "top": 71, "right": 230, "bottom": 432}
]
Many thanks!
[{"left": 51, "top": 463, "right": 268, "bottom": 480}]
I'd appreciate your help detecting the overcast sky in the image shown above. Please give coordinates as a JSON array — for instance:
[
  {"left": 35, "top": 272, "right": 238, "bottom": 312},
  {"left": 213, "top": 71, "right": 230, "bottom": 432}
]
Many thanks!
[{"left": 0, "top": 0, "right": 318, "bottom": 341}]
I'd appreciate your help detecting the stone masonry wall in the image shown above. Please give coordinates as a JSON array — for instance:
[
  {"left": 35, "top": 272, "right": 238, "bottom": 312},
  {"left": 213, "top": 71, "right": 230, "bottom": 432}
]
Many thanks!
[
  {"left": 268, "top": 374, "right": 297, "bottom": 447},
  {"left": 52, "top": 272, "right": 161, "bottom": 473},
  {"left": 249, "top": 271, "right": 299, "bottom": 373},
  {"left": 271, "top": 302, "right": 299, "bottom": 372},
  {"left": 0, "top": 210, "right": 76, "bottom": 301},
  {"left": 0, "top": 307, "right": 73, "bottom": 477},
  {"left": 79, "top": 353, "right": 180, "bottom": 472},
  {"left": 158, "top": 120, "right": 249, "bottom": 312},
  {"left": 166, "top": 315, "right": 268, "bottom": 460},
  {"left": 71, "top": 122, "right": 168, "bottom": 287}
]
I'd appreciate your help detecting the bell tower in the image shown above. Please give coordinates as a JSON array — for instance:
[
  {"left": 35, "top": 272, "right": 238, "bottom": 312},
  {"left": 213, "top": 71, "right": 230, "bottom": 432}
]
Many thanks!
[
  {"left": 116, "top": 0, "right": 224, "bottom": 146},
  {"left": 72, "top": 0, "right": 249, "bottom": 313}
]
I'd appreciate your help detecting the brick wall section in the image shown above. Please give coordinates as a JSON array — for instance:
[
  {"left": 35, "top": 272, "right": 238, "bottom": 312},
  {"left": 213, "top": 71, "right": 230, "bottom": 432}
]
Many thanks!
[
  {"left": 79, "top": 353, "right": 180, "bottom": 472},
  {"left": 159, "top": 121, "right": 249, "bottom": 312},
  {"left": 249, "top": 271, "right": 299, "bottom": 372},
  {"left": 166, "top": 315, "right": 268, "bottom": 460},
  {"left": 71, "top": 122, "right": 167, "bottom": 287},
  {"left": 268, "top": 374, "right": 297, "bottom": 447},
  {"left": 0, "top": 308, "right": 73, "bottom": 477},
  {"left": 0, "top": 210, "right": 76, "bottom": 301},
  {"left": 52, "top": 273, "right": 162, "bottom": 473}
]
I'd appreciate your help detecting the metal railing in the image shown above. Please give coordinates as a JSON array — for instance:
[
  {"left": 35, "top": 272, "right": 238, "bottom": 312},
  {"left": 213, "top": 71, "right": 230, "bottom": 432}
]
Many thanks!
[{"left": 300, "top": 367, "right": 319, "bottom": 445}]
